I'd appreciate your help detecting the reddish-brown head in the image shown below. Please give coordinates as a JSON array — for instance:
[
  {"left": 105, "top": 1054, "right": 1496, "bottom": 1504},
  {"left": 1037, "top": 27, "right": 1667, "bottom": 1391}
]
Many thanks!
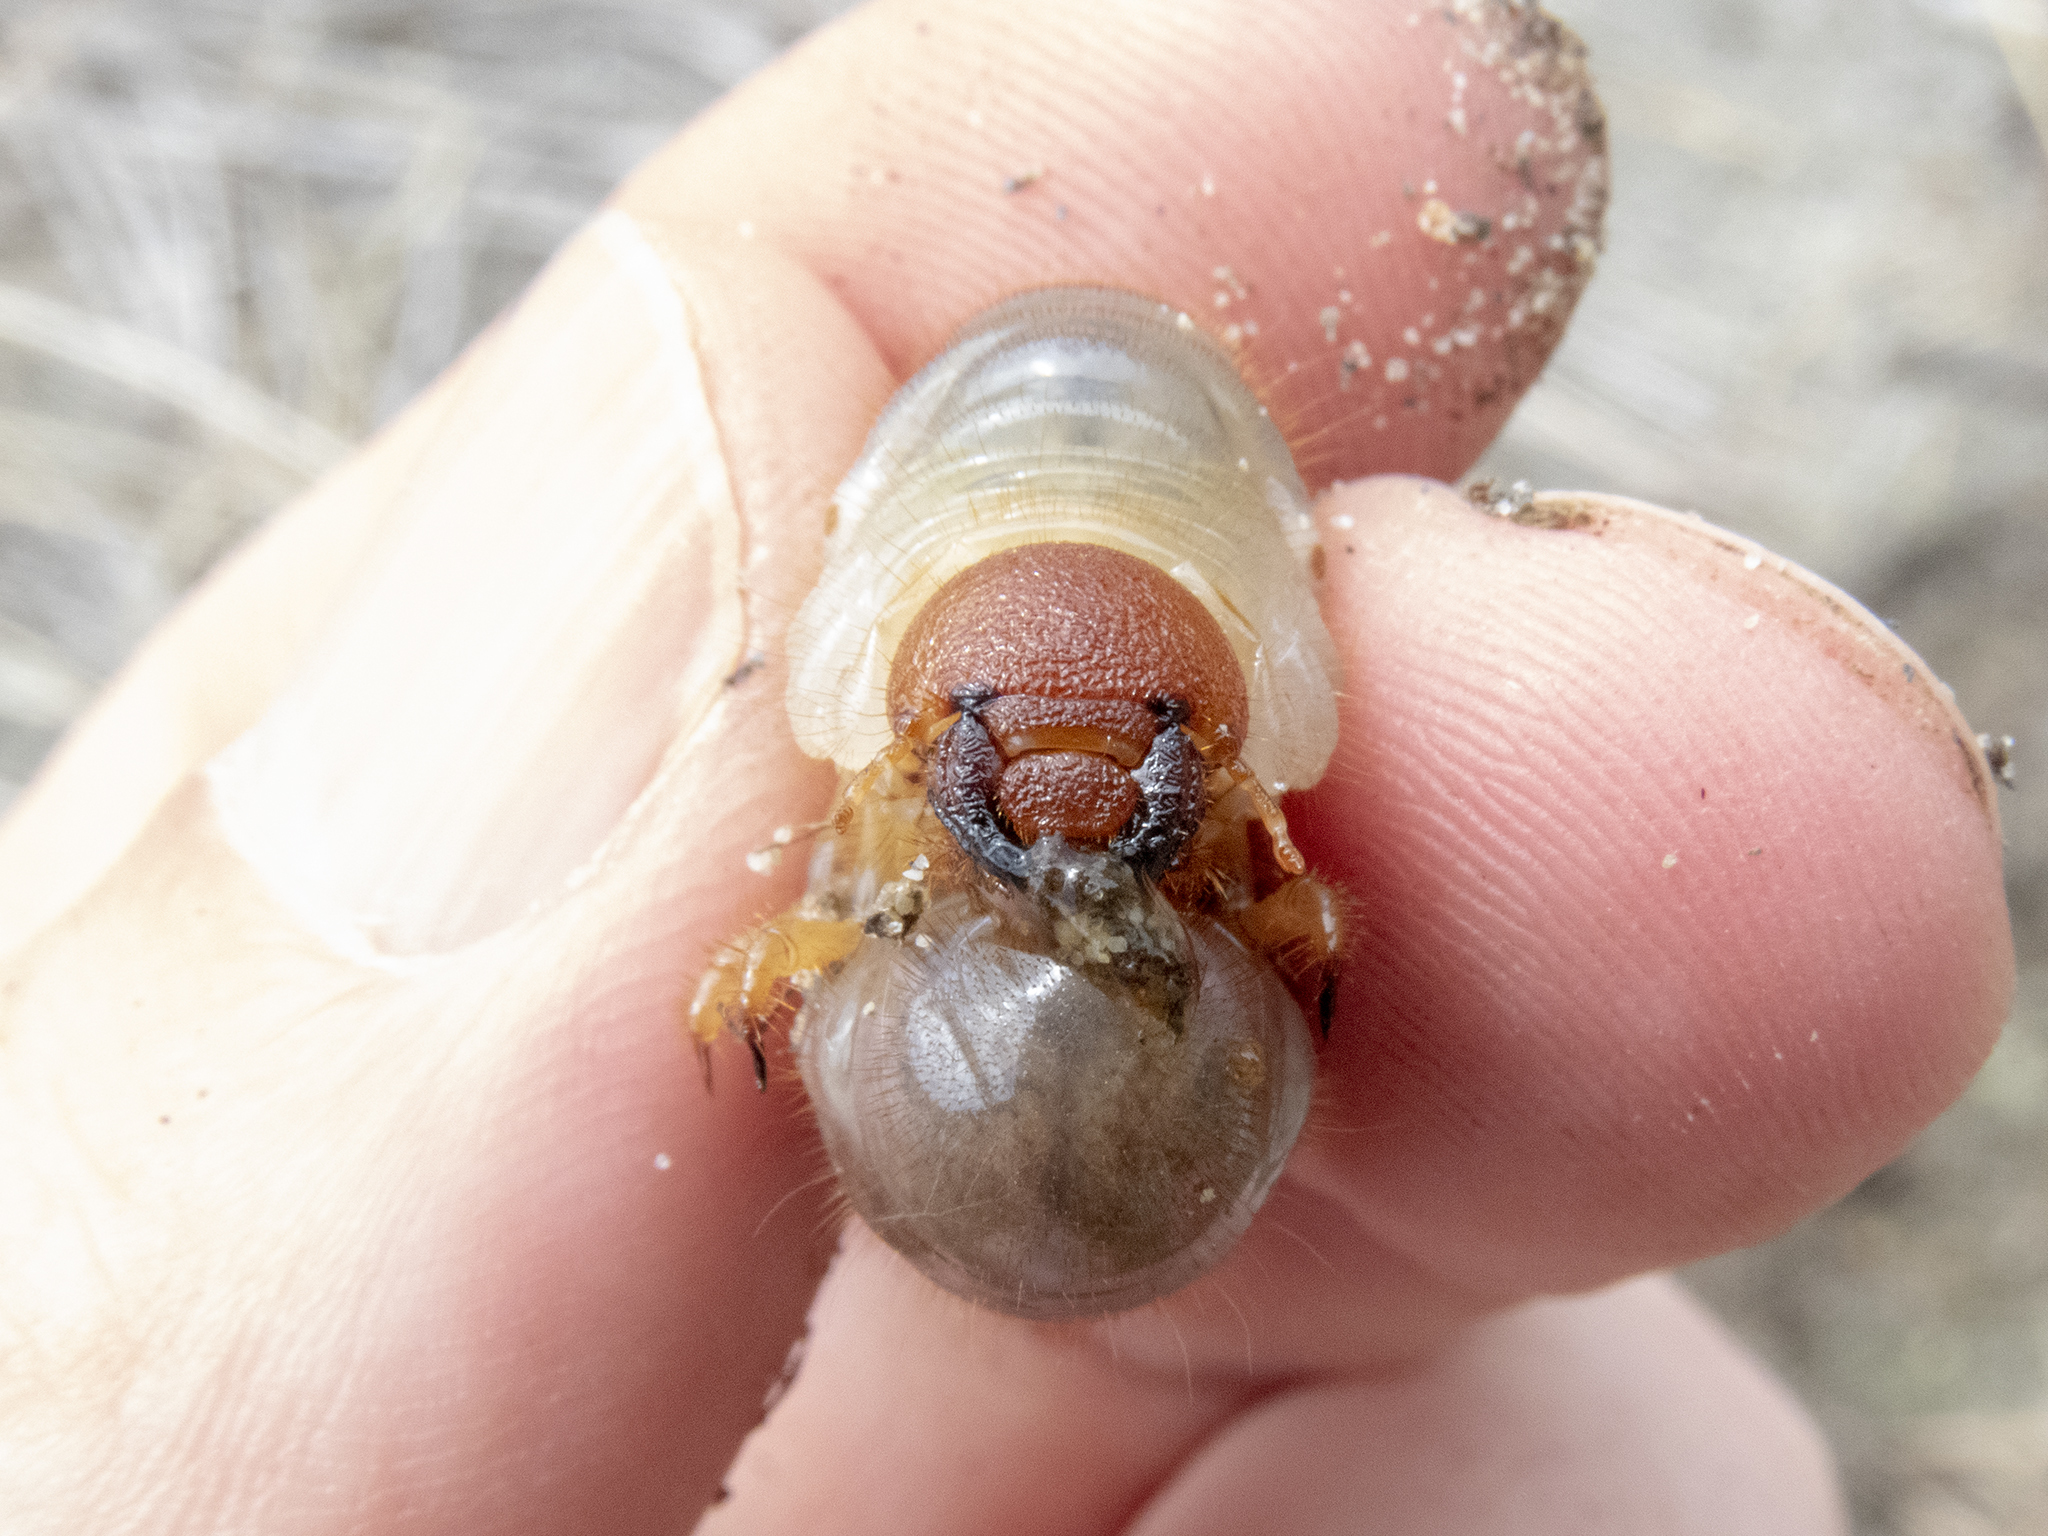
[
  {"left": 888, "top": 542, "right": 1248, "bottom": 866},
  {"left": 889, "top": 542, "right": 1248, "bottom": 743}
]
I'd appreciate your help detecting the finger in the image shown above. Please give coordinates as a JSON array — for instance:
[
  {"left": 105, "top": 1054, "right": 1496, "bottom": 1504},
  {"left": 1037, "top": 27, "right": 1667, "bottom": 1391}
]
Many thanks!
[
  {"left": 704, "top": 1225, "right": 1240, "bottom": 1536},
  {"left": 624, "top": 0, "right": 1606, "bottom": 487},
  {"left": 0, "top": 231, "right": 893, "bottom": 1531},
  {"left": 709, "top": 1256, "right": 1842, "bottom": 1536},
  {"left": 1097, "top": 476, "right": 2010, "bottom": 1374},
  {"left": 1124, "top": 1277, "right": 1844, "bottom": 1536},
  {"left": 1288, "top": 478, "right": 2012, "bottom": 1304}
]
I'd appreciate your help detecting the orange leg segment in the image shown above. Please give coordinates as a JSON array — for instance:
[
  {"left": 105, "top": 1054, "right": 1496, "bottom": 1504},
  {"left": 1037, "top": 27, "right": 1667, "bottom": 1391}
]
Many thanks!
[{"left": 687, "top": 913, "right": 863, "bottom": 1088}]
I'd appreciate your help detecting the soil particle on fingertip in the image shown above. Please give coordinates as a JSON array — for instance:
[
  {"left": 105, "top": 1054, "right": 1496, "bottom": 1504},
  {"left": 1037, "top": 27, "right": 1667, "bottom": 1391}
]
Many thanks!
[
  {"left": 1418, "top": 198, "right": 1492, "bottom": 244},
  {"left": 1466, "top": 477, "right": 1535, "bottom": 518},
  {"left": 1462, "top": 484, "right": 1607, "bottom": 531},
  {"left": 1978, "top": 732, "right": 2017, "bottom": 789},
  {"left": 1339, "top": 339, "right": 1372, "bottom": 389}
]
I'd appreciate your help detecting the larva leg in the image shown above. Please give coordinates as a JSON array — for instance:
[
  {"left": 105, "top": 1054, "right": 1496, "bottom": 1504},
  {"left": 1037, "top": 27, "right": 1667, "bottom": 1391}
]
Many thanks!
[
  {"left": 1234, "top": 872, "right": 1344, "bottom": 1037},
  {"left": 688, "top": 913, "right": 862, "bottom": 1088},
  {"left": 829, "top": 734, "right": 926, "bottom": 833},
  {"left": 1218, "top": 758, "right": 1307, "bottom": 876},
  {"left": 690, "top": 744, "right": 941, "bottom": 1088},
  {"left": 1168, "top": 767, "right": 1343, "bottom": 1036}
]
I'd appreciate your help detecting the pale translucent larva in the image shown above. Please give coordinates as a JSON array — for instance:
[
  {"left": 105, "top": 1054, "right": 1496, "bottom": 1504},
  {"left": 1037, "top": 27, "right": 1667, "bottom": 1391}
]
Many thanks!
[
  {"left": 754, "top": 288, "right": 1342, "bottom": 1320},
  {"left": 786, "top": 287, "right": 1341, "bottom": 796}
]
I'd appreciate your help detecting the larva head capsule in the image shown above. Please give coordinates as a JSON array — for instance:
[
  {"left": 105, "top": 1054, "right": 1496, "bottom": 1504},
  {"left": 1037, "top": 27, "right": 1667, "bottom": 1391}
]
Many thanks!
[
  {"left": 892, "top": 541, "right": 1250, "bottom": 884},
  {"left": 772, "top": 288, "right": 1341, "bottom": 1319}
]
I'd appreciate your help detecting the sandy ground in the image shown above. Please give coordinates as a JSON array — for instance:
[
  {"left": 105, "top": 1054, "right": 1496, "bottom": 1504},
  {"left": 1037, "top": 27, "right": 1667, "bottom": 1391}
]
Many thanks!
[{"left": 0, "top": 2, "right": 2041, "bottom": 1529}]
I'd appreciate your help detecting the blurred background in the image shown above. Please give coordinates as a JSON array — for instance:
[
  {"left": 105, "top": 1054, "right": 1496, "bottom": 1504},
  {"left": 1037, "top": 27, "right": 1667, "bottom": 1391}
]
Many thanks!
[{"left": 0, "top": 1, "right": 2039, "bottom": 1528}]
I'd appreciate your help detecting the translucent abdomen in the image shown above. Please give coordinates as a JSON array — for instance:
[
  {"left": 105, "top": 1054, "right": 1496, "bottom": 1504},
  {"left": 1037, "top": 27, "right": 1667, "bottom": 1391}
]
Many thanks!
[
  {"left": 786, "top": 287, "right": 1340, "bottom": 794},
  {"left": 794, "top": 831, "right": 1315, "bottom": 1320}
]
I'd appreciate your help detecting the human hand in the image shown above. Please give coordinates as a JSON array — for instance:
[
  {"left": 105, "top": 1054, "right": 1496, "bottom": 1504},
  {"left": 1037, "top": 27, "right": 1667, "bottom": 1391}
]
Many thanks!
[{"left": 0, "top": 3, "right": 2012, "bottom": 1533}]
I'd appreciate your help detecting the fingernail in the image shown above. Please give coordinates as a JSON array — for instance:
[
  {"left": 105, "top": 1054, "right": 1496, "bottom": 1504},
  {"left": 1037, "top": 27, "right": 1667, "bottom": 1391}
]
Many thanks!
[{"left": 208, "top": 210, "right": 744, "bottom": 962}]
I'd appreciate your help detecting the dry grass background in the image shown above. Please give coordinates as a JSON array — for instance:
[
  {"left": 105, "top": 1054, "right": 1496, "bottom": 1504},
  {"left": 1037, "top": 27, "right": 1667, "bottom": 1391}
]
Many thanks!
[{"left": 0, "top": 1, "right": 2041, "bottom": 1530}]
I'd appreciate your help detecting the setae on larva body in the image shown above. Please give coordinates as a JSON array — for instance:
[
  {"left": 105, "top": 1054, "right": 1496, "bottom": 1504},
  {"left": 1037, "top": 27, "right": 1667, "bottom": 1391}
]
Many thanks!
[{"left": 692, "top": 288, "right": 1344, "bottom": 1320}]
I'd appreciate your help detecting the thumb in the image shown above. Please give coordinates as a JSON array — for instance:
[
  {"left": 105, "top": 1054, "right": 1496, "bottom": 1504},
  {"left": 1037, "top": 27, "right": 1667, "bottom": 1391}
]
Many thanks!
[{"left": 0, "top": 219, "right": 888, "bottom": 1532}]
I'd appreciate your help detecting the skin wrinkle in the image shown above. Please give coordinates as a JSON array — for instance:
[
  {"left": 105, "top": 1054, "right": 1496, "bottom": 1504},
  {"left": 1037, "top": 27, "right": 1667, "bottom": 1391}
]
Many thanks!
[
  {"left": 638, "top": 231, "right": 887, "bottom": 650},
  {"left": 1090, "top": 1366, "right": 1317, "bottom": 1536}
]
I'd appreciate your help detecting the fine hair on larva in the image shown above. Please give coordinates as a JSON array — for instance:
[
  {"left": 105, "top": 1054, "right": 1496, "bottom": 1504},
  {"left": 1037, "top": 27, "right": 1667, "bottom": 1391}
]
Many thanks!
[{"left": 785, "top": 286, "right": 1341, "bottom": 795}]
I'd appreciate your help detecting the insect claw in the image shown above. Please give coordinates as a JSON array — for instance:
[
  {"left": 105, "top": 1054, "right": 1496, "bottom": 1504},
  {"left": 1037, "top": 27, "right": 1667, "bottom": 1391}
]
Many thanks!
[{"left": 748, "top": 1032, "right": 769, "bottom": 1093}]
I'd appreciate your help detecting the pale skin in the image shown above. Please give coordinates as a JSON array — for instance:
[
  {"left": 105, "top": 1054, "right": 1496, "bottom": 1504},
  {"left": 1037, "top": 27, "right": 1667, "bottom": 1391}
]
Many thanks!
[{"left": 0, "top": 2, "right": 2014, "bottom": 1532}]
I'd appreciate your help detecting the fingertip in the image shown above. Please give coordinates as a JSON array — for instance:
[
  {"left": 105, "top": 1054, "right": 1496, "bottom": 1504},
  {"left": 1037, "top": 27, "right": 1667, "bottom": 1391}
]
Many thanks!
[
  {"left": 625, "top": 0, "right": 1605, "bottom": 483},
  {"left": 1294, "top": 477, "right": 2012, "bottom": 1290}
]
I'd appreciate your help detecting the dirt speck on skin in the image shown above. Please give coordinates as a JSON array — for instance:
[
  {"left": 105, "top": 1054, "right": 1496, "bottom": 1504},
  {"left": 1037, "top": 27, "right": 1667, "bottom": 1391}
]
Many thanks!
[
  {"left": 1417, "top": 197, "right": 1492, "bottom": 244},
  {"left": 1339, "top": 339, "right": 1372, "bottom": 389},
  {"left": 1978, "top": 732, "right": 2016, "bottom": 790},
  {"left": 1508, "top": 492, "right": 1606, "bottom": 531},
  {"left": 1466, "top": 480, "right": 1608, "bottom": 531}
]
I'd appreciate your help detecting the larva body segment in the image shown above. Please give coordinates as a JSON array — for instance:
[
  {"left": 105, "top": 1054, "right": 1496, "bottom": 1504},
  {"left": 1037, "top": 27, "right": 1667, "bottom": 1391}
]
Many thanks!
[
  {"left": 786, "top": 287, "right": 1340, "bottom": 796},
  {"left": 696, "top": 288, "right": 1344, "bottom": 1320}
]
